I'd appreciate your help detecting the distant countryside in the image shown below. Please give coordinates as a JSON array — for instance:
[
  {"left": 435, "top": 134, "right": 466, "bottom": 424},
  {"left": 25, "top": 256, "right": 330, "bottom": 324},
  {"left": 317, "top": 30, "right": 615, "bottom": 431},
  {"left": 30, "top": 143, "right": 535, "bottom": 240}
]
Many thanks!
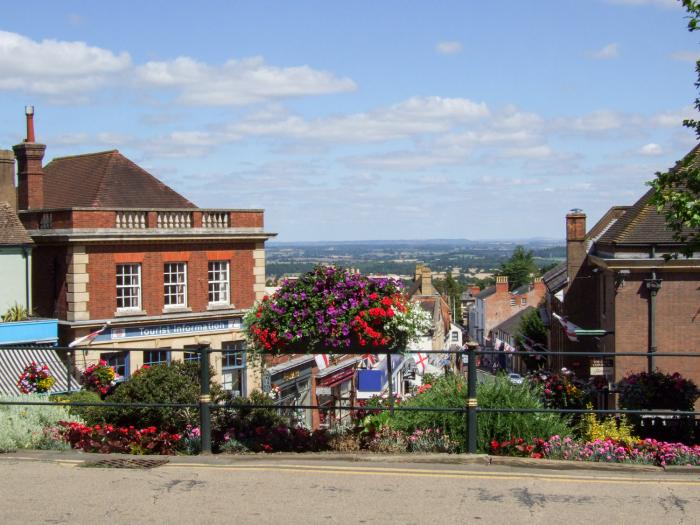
[{"left": 266, "top": 239, "right": 566, "bottom": 286}]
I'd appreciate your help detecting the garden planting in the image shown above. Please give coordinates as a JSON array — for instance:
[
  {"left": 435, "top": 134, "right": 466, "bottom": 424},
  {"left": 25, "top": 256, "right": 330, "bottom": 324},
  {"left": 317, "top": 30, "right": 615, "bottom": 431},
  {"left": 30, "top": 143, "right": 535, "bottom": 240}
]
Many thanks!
[{"left": 2, "top": 266, "right": 699, "bottom": 466}]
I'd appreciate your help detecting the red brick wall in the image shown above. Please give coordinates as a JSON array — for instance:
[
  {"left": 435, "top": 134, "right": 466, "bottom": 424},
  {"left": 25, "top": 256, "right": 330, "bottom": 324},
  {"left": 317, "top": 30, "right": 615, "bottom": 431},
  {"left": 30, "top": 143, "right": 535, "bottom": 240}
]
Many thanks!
[
  {"left": 484, "top": 283, "right": 546, "bottom": 338},
  {"left": 615, "top": 270, "right": 700, "bottom": 383},
  {"left": 231, "top": 211, "right": 263, "bottom": 228},
  {"left": 86, "top": 242, "right": 257, "bottom": 318},
  {"left": 31, "top": 245, "right": 68, "bottom": 318},
  {"left": 72, "top": 211, "right": 114, "bottom": 228}
]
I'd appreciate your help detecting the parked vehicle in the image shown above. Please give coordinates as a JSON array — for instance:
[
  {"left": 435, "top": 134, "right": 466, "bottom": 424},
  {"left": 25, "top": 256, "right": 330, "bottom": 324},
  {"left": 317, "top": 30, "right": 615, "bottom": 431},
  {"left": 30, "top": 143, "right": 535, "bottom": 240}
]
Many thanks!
[{"left": 508, "top": 373, "right": 524, "bottom": 385}]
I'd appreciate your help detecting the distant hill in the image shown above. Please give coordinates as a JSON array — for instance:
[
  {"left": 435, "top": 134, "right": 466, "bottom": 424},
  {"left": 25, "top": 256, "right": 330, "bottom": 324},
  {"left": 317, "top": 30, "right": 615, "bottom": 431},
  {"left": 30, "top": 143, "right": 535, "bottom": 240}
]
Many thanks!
[{"left": 266, "top": 239, "right": 565, "bottom": 282}]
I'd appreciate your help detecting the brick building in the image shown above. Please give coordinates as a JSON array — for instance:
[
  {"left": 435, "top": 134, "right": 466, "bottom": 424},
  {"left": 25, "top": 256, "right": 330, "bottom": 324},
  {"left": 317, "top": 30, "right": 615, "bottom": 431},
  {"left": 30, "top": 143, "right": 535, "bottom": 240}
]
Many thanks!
[
  {"left": 7, "top": 108, "right": 275, "bottom": 394},
  {"left": 469, "top": 275, "right": 546, "bottom": 347},
  {"left": 545, "top": 147, "right": 700, "bottom": 385}
]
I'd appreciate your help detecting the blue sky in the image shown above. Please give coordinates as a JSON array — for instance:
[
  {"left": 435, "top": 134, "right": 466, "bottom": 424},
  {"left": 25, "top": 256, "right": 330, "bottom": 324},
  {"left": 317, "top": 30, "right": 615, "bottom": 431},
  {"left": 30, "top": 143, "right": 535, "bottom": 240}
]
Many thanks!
[{"left": 0, "top": 0, "right": 697, "bottom": 241}]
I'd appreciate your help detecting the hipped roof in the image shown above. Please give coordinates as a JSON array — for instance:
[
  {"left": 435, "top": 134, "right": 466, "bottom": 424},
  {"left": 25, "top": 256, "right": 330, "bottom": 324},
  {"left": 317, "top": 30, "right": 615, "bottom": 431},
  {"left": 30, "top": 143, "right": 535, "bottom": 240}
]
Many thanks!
[{"left": 42, "top": 150, "right": 196, "bottom": 209}]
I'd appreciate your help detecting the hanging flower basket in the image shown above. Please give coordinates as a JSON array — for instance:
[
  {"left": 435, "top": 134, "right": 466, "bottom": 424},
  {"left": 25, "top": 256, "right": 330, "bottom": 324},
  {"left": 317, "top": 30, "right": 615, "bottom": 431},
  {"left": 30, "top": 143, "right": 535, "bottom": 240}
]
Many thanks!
[
  {"left": 244, "top": 265, "right": 431, "bottom": 354},
  {"left": 17, "top": 362, "right": 56, "bottom": 394},
  {"left": 80, "top": 360, "right": 119, "bottom": 397}
]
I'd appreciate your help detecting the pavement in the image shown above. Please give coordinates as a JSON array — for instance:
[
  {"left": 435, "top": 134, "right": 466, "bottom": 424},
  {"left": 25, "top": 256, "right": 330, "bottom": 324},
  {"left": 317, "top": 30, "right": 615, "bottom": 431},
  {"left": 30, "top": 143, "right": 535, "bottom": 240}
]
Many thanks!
[{"left": 2, "top": 450, "right": 700, "bottom": 524}]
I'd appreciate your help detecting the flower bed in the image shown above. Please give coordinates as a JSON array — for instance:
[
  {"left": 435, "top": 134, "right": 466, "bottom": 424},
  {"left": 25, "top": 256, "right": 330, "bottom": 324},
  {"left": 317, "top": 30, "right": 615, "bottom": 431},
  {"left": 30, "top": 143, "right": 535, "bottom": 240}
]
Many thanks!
[
  {"left": 245, "top": 265, "right": 430, "bottom": 353},
  {"left": 57, "top": 421, "right": 181, "bottom": 455},
  {"left": 490, "top": 434, "right": 700, "bottom": 467}
]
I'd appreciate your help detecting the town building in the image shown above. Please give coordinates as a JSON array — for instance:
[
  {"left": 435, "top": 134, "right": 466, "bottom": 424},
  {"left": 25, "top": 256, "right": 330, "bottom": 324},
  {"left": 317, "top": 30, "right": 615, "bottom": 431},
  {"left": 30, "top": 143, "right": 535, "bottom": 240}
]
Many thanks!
[
  {"left": 461, "top": 285, "right": 480, "bottom": 331},
  {"left": 489, "top": 306, "right": 538, "bottom": 374},
  {"left": 0, "top": 152, "right": 64, "bottom": 393},
  {"left": 469, "top": 275, "right": 546, "bottom": 347},
  {"left": 8, "top": 108, "right": 275, "bottom": 394},
  {"left": 545, "top": 147, "right": 700, "bottom": 385}
]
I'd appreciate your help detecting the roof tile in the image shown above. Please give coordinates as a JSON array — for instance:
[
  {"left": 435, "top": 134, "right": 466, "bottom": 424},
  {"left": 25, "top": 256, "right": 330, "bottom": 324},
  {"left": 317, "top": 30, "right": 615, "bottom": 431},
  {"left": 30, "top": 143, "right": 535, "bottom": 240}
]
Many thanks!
[
  {"left": 0, "top": 202, "right": 33, "bottom": 245},
  {"left": 42, "top": 150, "right": 196, "bottom": 209}
]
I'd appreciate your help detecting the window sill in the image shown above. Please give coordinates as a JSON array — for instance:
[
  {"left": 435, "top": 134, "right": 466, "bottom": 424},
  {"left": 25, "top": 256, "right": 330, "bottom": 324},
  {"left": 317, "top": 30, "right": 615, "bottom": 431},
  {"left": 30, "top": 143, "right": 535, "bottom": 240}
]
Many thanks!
[
  {"left": 162, "top": 306, "right": 192, "bottom": 314},
  {"left": 114, "top": 309, "right": 147, "bottom": 318},
  {"left": 207, "top": 303, "right": 235, "bottom": 311}
]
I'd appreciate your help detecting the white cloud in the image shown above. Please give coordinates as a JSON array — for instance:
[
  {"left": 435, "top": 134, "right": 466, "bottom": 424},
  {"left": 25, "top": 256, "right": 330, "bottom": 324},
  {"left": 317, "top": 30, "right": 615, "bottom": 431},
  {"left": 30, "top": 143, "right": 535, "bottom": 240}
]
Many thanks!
[
  {"left": 136, "top": 56, "right": 357, "bottom": 105},
  {"left": 557, "top": 109, "right": 628, "bottom": 132},
  {"left": 649, "top": 106, "right": 697, "bottom": 127},
  {"left": 222, "top": 96, "right": 490, "bottom": 143},
  {"left": 588, "top": 43, "right": 620, "bottom": 60},
  {"left": 500, "top": 145, "right": 554, "bottom": 159},
  {"left": 435, "top": 41, "right": 463, "bottom": 55},
  {"left": 638, "top": 142, "right": 664, "bottom": 156},
  {"left": 0, "top": 30, "right": 356, "bottom": 106},
  {"left": 668, "top": 50, "right": 699, "bottom": 62},
  {"left": 0, "top": 30, "right": 131, "bottom": 95}
]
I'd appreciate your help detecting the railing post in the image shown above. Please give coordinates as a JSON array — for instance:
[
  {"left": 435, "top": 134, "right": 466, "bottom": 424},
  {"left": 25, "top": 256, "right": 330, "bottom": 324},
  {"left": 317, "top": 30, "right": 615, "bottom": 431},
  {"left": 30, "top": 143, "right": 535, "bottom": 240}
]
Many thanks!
[
  {"left": 467, "top": 344, "right": 477, "bottom": 454},
  {"left": 66, "top": 350, "right": 73, "bottom": 393},
  {"left": 199, "top": 345, "right": 212, "bottom": 454},
  {"left": 386, "top": 352, "right": 394, "bottom": 416}
]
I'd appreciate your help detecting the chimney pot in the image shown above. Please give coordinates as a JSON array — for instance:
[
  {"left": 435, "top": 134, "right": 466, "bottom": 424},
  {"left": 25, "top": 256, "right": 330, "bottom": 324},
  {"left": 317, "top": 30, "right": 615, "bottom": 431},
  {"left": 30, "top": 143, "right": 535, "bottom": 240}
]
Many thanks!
[
  {"left": 495, "top": 275, "right": 509, "bottom": 293},
  {"left": 24, "top": 105, "right": 35, "bottom": 143},
  {"left": 14, "top": 107, "right": 45, "bottom": 210}
]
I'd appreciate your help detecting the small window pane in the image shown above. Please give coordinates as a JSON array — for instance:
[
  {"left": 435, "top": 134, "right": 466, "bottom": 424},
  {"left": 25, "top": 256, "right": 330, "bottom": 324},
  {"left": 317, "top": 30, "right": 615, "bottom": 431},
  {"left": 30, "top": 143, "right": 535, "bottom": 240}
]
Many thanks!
[
  {"left": 208, "top": 261, "right": 230, "bottom": 304},
  {"left": 164, "top": 262, "right": 187, "bottom": 307},
  {"left": 117, "top": 264, "right": 141, "bottom": 310}
]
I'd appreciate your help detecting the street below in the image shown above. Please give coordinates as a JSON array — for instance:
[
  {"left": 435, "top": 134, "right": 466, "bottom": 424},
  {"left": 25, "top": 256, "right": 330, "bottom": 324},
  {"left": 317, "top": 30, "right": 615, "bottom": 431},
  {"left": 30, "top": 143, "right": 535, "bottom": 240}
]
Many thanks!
[{"left": 1, "top": 454, "right": 699, "bottom": 524}]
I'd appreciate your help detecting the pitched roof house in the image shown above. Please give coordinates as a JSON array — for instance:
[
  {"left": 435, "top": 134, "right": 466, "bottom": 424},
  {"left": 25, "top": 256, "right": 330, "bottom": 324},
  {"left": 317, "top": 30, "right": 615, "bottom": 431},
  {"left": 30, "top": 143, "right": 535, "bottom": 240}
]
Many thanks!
[
  {"left": 5, "top": 107, "right": 276, "bottom": 396},
  {"left": 547, "top": 146, "right": 700, "bottom": 384}
]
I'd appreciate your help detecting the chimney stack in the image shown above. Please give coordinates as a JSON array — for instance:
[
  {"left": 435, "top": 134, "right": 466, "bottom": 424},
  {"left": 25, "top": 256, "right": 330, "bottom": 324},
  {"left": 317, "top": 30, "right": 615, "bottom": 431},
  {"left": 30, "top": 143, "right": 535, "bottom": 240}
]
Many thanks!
[
  {"left": 13, "top": 106, "right": 46, "bottom": 210},
  {"left": 421, "top": 267, "right": 433, "bottom": 295},
  {"left": 0, "top": 150, "right": 16, "bottom": 209},
  {"left": 566, "top": 209, "right": 587, "bottom": 290},
  {"left": 469, "top": 285, "right": 480, "bottom": 297},
  {"left": 495, "top": 275, "right": 509, "bottom": 294},
  {"left": 415, "top": 263, "right": 423, "bottom": 282}
]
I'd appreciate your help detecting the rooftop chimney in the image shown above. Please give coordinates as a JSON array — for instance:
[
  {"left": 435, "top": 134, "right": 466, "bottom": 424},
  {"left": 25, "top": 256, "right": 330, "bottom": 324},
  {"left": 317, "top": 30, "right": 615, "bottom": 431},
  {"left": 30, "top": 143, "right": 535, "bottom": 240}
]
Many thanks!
[
  {"left": 415, "top": 263, "right": 423, "bottom": 282},
  {"left": 566, "top": 209, "right": 587, "bottom": 290},
  {"left": 24, "top": 105, "right": 35, "bottom": 143},
  {"left": 13, "top": 106, "right": 46, "bottom": 210},
  {"left": 0, "top": 150, "right": 16, "bottom": 209},
  {"left": 421, "top": 267, "right": 433, "bottom": 295},
  {"left": 495, "top": 275, "right": 509, "bottom": 294}
]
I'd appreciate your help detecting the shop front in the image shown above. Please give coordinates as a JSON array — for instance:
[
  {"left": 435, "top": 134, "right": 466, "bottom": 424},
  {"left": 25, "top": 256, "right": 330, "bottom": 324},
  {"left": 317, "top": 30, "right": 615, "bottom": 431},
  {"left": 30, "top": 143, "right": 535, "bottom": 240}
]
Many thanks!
[
  {"left": 70, "top": 315, "right": 250, "bottom": 390},
  {"left": 315, "top": 357, "right": 360, "bottom": 429},
  {"left": 264, "top": 355, "right": 315, "bottom": 429}
]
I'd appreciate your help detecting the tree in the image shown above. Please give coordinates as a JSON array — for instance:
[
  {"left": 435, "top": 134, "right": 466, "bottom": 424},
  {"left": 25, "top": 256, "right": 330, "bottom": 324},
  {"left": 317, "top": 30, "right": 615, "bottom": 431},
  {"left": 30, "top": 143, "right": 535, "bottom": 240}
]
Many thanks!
[
  {"left": 499, "top": 246, "right": 539, "bottom": 290},
  {"left": 648, "top": 0, "right": 700, "bottom": 257},
  {"left": 515, "top": 307, "right": 548, "bottom": 371}
]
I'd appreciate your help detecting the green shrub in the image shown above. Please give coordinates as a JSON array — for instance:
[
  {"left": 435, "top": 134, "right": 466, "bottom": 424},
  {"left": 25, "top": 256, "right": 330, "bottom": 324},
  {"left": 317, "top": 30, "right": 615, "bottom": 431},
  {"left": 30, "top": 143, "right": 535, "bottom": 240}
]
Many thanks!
[
  {"left": 0, "top": 394, "right": 82, "bottom": 452},
  {"left": 617, "top": 370, "right": 699, "bottom": 443},
  {"left": 51, "top": 391, "right": 106, "bottom": 426},
  {"left": 388, "top": 374, "right": 469, "bottom": 450},
  {"left": 100, "top": 361, "right": 221, "bottom": 432},
  {"left": 476, "top": 376, "right": 572, "bottom": 452}
]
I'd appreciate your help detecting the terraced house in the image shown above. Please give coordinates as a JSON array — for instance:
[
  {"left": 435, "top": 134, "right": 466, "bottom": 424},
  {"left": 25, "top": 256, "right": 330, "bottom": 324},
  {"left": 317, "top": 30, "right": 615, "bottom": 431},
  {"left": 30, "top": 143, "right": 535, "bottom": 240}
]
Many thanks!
[{"left": 7, "top": 107, "right": 276, "bottom": 394}]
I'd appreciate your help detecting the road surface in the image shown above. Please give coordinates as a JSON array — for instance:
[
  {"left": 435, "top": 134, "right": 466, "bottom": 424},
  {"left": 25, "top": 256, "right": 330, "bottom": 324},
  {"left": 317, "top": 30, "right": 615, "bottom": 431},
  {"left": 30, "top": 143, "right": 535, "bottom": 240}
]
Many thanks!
[{"left": 1, "top": 453, "right": 698, "bottom": 524}]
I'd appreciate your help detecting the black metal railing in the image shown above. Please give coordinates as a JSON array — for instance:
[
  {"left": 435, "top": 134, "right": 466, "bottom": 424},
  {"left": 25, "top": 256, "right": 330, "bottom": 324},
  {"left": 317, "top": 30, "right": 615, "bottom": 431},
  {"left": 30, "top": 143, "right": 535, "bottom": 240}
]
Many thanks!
[{"left": 1, "top": 345, "right": 699, "bottom": 454}]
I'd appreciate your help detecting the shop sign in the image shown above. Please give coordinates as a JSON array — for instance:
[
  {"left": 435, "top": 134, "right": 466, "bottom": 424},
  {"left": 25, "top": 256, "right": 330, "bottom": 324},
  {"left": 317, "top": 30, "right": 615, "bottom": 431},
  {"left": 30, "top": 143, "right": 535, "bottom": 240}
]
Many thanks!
[
  {"left": 590, "top": 358, "right": 613, "bottom": 376},
  {"left": 283, "top": 370, "right": 300, "bottom": 382},
  {"left": 95, "top": 318, "right": 242, "bottom": 342}
]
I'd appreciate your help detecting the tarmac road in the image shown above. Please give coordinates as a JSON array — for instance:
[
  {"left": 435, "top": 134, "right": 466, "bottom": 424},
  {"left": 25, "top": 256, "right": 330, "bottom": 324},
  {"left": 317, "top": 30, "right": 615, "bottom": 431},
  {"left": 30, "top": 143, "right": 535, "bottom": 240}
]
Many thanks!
[{"left": 1, "top": 452, "right": 700, "bottom": 524}]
